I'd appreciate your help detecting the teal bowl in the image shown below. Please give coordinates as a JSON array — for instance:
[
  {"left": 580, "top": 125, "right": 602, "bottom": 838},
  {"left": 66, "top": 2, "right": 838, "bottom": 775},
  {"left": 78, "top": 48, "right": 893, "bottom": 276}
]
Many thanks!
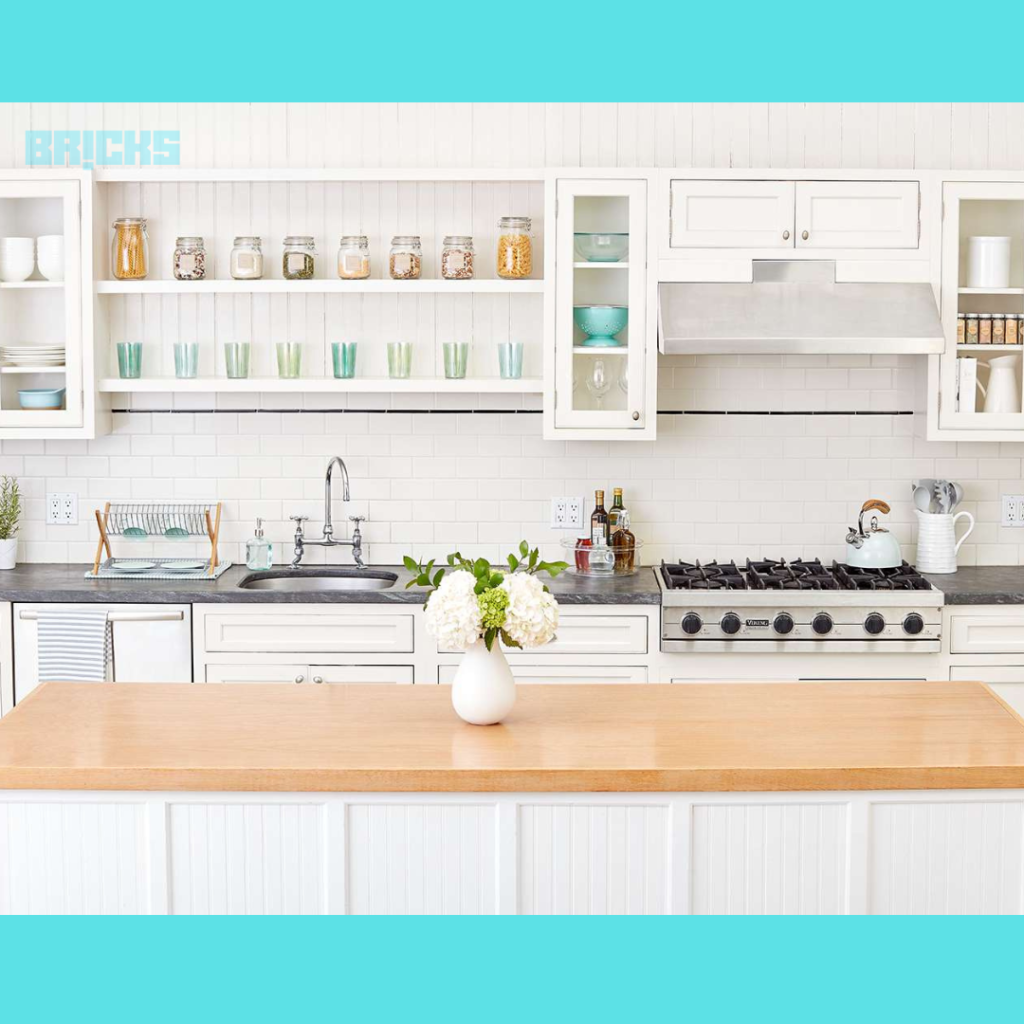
[
  {"left": 18, "top": 387, "right": 66, "bottom": 410},
  {"left": 573, "top": 305, "right": 628, "bottom": 347},
  {"left": 574, "top": 232, "right": 629, "bottom": 262}
]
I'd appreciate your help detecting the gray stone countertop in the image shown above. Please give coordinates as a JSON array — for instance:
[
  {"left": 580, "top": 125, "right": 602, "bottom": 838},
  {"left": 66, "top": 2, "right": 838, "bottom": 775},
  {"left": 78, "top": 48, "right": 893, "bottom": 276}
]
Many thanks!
[
  {"left": 0, "top": 563, "right": 662, "bottom": 605},
  {"left": 923, "top": 566, "right": 1024, "bottom": 605}
]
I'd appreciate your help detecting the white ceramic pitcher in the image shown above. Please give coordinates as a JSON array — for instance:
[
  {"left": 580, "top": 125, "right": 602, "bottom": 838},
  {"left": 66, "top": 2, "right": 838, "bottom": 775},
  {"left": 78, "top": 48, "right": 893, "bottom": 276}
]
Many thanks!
[
  {"left": 914, "top": 508, "right": 975, "bottom": 574},
  {"left": 977, "top": 353, "right": 1021, "bottom": 414}
]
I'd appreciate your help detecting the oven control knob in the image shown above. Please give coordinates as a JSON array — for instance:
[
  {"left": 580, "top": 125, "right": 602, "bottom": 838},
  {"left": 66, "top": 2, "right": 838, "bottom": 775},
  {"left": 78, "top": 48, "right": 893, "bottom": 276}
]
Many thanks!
[
  {"left": 864, "top": 613, "right": 886, "bottom": 635},
  {"left": 773, "top": 612, "right": 795, "bottom": 635},
  {"left": 902, "top": 613, "right": 925, "bottom": 635},
  {"left": 681, "top": 612, "right": 703, "bottom": 636},
  {"left": 811, "top": 612, "right": 833, "bottom": 636},
  {"left": 721, "top": 612, "right": 742, "bottom": 635}
]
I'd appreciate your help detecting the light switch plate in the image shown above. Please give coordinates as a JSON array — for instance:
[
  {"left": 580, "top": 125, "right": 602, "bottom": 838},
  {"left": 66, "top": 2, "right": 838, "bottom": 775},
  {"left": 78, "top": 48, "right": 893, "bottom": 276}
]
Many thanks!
[
  {"left": 46, "top": 492, "right": 78, "bottom": 525},
  {"left": 1001, "top": 495, "right": 1024, "bottom": 526}
]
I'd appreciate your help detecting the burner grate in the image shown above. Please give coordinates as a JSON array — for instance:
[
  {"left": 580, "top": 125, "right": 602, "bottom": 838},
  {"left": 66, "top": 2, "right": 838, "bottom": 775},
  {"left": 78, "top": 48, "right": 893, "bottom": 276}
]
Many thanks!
[
  {"left": 660, "top": 560, "right": 748, "bottom": 591},
  {"left": 832, "top": 560, "right": 932, "bottom": 591}
]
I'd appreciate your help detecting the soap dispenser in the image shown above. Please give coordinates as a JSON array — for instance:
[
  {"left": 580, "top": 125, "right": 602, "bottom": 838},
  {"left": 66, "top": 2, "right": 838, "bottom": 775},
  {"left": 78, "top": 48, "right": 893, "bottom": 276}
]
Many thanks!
[{"left": 246, "top": 517, "right": 273, "bottom": 570}]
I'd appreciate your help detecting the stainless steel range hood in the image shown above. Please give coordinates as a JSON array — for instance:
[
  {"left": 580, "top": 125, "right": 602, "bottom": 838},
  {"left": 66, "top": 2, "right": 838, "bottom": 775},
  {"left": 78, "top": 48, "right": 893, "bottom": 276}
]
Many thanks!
[{"left": 658, "top": 261, "right": 944, "bottom": 355}]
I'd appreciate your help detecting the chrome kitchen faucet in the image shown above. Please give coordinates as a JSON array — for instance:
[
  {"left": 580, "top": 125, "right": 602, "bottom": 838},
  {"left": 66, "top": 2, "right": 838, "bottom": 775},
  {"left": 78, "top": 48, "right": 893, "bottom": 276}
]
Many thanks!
[{"left": 290, "top": 456, "right": 365, "bottom": 568}]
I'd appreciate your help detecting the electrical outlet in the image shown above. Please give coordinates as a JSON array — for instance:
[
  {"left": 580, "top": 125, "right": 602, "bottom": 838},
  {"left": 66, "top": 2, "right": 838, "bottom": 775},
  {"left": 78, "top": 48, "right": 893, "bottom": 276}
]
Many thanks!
[
  {"left": 550, "top": 497, "right": 585, "bottom": 530},
  {"left": 1002, "top": 495, "right": 1024, "bottom": 526},
  {"left": 46, "top": 492, "right": 78, "bottom": 525}
]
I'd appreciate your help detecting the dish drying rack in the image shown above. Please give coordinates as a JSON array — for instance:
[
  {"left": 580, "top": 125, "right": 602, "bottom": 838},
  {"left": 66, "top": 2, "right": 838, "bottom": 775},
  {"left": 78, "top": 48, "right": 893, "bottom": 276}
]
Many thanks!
[{"left": 91, "top": 501, "right": 226, "bottom": 578}]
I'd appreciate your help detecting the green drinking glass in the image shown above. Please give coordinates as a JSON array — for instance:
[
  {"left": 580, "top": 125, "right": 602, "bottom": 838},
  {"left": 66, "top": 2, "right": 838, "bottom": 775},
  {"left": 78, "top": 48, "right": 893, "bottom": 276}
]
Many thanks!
[{"left": 332, "top": 342, "right": 357, "bottom": 379}]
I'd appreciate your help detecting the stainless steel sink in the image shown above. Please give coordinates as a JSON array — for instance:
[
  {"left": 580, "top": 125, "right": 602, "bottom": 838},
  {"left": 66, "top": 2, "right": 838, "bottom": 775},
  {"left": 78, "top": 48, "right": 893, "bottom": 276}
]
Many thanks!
[{"left": 237, "top": 569, "right": 398, "bottom": 592}]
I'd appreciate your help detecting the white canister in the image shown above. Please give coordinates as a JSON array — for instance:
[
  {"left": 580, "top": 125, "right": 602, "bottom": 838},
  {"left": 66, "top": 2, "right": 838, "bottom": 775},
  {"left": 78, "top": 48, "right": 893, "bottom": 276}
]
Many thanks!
[
  {"left": 914, "top": 509, "right": 974, "bottom": 574},
  {"left": 967, "top": 236, "right": 1011, "bottom": 289},
  {"left": 0, "top": 538, "right": 16, "bottom": 570}
]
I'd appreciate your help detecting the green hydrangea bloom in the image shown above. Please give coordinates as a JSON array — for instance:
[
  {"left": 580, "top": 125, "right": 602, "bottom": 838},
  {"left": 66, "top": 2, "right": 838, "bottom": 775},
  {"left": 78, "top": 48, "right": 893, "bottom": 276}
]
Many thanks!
[{"left": 478, "top": 587, "right": 509, "bottom": 631}]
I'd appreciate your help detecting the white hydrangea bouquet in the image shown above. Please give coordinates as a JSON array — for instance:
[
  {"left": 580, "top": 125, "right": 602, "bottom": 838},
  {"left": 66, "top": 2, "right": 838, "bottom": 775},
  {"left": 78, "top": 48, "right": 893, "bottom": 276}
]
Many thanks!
[{"left": 404, "top": 543, "right": 568, "bottom": 724}]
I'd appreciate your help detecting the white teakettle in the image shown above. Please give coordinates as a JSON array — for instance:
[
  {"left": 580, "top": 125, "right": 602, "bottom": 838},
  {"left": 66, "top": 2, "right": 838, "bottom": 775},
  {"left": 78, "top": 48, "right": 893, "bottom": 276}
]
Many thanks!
[
  {"left": 845, "top": 499, "right": 903, "bottom": 569},
  {"left": 977, "top": 353, "right": 1021, "bottom": 414}
]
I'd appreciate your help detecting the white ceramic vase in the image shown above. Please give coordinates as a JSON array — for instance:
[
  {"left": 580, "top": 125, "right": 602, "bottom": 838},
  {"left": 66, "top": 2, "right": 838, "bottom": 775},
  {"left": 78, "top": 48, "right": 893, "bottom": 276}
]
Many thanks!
[
  {"left": 0, "top": 538, "right": 17, "bottom": 570},
  {"left": 914, "top": 509, "right": 974, "bottom": 574},
  {"left": 452, "top": 638, "right": 516, "bottom": 725}
]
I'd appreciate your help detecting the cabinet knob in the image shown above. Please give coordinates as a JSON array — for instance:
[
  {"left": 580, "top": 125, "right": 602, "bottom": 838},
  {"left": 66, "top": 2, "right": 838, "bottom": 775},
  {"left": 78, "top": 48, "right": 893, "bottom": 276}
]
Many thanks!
[
  {"left": 294, "top": 674, "right": 304, "bottom": 684},
  {"left": 801, "top": 230, "right": 809, "bottom": 240},
  {"left": 783, "top": 229, "right": 790, "bottom": 240},
  {"left": 313, "top": 675, "right": 323, "bottom": 684},
  {"left": 632, "top": 411, "right": 640, "bottom": 421}
]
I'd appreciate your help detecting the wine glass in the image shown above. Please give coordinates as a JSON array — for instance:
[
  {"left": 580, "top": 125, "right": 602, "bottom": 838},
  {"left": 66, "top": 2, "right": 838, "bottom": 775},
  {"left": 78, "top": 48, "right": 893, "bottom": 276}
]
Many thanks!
[
  {"left": 618, "top": 366, "right": 629, "bottom": 396},
  {"left": 585, "top": 359, "right": 612, "bottom": 408}
]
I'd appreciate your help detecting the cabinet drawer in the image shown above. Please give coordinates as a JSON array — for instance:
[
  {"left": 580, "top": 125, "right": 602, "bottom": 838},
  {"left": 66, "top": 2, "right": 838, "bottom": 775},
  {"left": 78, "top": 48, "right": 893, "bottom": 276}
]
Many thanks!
[
  {"left": 206, "top": 663, "right": 307, "bottom": 684},
  {"left": 310, "top": 664, "right": 413, "bottom": 685},
  {"left": 794, "top": 181, "right": 919, "bottom": 249},
  {"left": 950, "top": 665, "right": 1024, "bottom": 718},
  {"left": 437, "top": 615, "right": 648, "bottom": 656},
  {"left": 670, "top": 180, "right": 794, "bottom": 248},
  {"left": 204, "top": 611, "right": 414, "bottom": 654},
  {"left": 950, "top": 614, "right": 1024, "bottom": 655},
  {"left": 439, "top": 663, "right": 647, "bottom": 685}
]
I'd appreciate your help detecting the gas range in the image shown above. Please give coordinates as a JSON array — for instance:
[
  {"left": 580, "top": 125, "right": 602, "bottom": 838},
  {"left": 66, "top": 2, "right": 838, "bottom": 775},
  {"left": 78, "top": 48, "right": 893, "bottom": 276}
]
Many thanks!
[{"left": 657, "top": 558, "right": 942, "bottom": 653}]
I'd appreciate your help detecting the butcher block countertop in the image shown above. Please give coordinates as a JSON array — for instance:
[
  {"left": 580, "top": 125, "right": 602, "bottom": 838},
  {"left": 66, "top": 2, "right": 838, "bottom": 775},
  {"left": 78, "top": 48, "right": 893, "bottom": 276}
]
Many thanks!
[{"left": 2, "top": 681, "right": 1024, "bottom": 793}]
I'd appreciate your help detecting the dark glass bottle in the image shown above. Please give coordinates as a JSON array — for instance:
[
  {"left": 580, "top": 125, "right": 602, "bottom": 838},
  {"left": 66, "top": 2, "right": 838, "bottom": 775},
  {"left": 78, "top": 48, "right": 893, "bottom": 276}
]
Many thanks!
[
  {"left": 608, "top": 487, "right": 627, "bottom": 540},
  {"left": 612, "top": 510, "right": 636, "bottom": 572},
  {"left": 590, "top": 489, "right": 608, "bottom": 546}
]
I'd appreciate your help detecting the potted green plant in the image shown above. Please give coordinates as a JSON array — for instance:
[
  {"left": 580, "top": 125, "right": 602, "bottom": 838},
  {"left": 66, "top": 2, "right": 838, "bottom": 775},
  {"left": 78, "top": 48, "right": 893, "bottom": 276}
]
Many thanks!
[
  {"left": 404, "top": 542, "right": 567, "bottom": 724},
  {"left": 0, "top": 476, "right": 20, "bottom": 570}
]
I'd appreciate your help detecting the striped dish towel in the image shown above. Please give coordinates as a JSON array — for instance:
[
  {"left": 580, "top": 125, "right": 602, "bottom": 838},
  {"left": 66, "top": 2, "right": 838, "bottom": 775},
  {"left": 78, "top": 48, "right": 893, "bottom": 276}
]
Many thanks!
[{"left": 36, "top": 608, "right": 113, "bottom": 682}]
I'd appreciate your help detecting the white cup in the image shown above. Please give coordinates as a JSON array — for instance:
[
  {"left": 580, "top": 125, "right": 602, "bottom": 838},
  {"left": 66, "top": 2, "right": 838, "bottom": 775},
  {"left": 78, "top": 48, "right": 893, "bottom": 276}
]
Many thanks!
[
  {"left": 36, "top": 235, "right": 63, "bottom": 282},
  {"left": 0, "top": 236, "right": 35, "bottom": 282},
  {"left": 914, "top": 508, "right": 975, "bottom": 574},
  {"left": 967, "top": 236, "right": 1011, "bottom": 289}
]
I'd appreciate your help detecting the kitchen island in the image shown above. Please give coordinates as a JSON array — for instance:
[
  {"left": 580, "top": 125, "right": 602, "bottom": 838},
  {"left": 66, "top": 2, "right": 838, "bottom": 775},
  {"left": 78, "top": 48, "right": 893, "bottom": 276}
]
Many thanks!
[{"left": 1, "top": 681, "right": 1023, "bottom": 915}]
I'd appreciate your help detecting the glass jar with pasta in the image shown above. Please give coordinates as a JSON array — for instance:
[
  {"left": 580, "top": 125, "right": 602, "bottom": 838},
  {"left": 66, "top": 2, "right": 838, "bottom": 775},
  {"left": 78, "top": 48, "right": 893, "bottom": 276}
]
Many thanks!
[
  {"left": 389, "top": 236, "right": 422, "bottom": 280},
  {"left": 111, "top": 217, "right": 149, "bottom": 280},
  {"left": 497, "top": 216, "right": 532, "bottom": 279}
]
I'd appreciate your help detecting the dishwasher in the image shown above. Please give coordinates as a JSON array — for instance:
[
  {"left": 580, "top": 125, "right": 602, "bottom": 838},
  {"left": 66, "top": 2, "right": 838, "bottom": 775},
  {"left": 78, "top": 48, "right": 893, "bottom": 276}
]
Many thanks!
[{"left": 13, "top": 603, "right": 193, "bottom": 704}]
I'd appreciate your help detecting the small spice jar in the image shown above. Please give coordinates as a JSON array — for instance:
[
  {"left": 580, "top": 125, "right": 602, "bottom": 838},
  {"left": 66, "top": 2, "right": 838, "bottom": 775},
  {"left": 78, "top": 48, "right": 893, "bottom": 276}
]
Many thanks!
[
  {"left": 111, "top": 217, "right": 149, "bottom": 280},
  {"left": 282, "top": 236, "right": 316, "bottom": 280},
  {"left": 957, "top": 313, "right": 966, "bottom": 345},
  {"left": 497, "top": 216, "right": 532, "bottom": 279},
  {"left": 1008, "top": 313, "right": 1021, "bottom": 345},
  {"left": 980, "top": 313, "right": 993, "bottom": 345},
  {"left": 441, "top": 235, "right": 474, "bottom": 280},
  {"left": 337, "top": 235, "right": 370, "bottom": 280},
  {"left": 230, "top": 236, "right": 263, "bottom": 280},
  {"left": 965, "top": 314, "right": 980, "bottom": 345},
  {"left": 993, "top": 313, "right": 1006, "bottom": 345},
  {"left": 172, "top": 236, "right": 206, "bottom": 281},
  {"left": 389, "top": 235, "right": 422, "bottom": 280}
]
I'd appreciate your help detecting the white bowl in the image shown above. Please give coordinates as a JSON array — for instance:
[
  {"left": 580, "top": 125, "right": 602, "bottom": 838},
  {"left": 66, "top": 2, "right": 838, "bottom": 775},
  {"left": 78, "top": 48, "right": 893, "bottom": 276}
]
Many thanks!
[
  {"left": 37, "top": 258, "right": 63, "bottom": 282},
  {"left": 0, "top": 264, "right": 34, "bottom": 283}
]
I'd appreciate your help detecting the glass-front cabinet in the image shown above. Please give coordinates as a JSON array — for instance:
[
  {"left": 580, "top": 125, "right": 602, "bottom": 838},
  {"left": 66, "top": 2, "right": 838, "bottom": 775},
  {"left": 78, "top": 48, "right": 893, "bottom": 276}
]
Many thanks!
[
  {"left": 0, "top": 171, "right": 94, "bottom": 438},
  {"left": 939, "top": 180, "right": 1024, "bottom": 436},
  {"left": 546, "top": 178, "right": 654, "bottom": 439}
]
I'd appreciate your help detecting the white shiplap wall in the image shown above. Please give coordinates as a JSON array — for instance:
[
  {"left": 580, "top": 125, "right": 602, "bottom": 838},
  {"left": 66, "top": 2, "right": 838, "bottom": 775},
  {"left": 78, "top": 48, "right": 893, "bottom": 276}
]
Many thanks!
[{"left": 4, "top": 102, "right": 1024, "bottom": 566}]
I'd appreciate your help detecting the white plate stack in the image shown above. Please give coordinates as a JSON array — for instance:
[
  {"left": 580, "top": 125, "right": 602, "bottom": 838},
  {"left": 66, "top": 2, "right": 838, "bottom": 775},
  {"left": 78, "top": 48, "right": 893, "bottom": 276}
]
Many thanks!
[
  {"left": 0, "top": 237, "right": 35, "bottom": 282},
  {"left": 36, "top": 235, "right": 64, "bottom": 282},
  {"left": 0, "top": 345, "right": 66, "bottom": 367}
]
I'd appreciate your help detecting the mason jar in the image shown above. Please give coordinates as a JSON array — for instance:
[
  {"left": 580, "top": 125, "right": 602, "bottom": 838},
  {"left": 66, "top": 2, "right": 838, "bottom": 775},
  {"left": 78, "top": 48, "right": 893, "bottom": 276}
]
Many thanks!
[
  {"left": 111, "top": 217, "right": 149, "bottom": 280},
  {"left": 497, "top": 216, "right": 532, "bottom": 279},
  {"left": 337, "top": 235, "right": 371, "bottom": 280},
  {"left": 389, "top": 235, "right": 422, "bottom": 280},
  {"left": 172, "top": 236, "right": 206, "bottom": 281},
  {"left": 441, "top": 235, "right": 474, "bottom": 280},
  {"left": 230, "top": 236, "right": 263, "bottom": 280},
  {"left": 282, "top": 235, "right": 316, "bottom": 280}
]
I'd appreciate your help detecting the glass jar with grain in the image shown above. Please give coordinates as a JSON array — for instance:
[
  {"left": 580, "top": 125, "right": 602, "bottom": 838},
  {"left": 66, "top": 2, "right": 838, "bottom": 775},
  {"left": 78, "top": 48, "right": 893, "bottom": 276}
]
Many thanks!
[
  {"left": 111, "top": 217, "right": 149, "bottom": 280},
  {"left": 497, "top": 217, "right": 532, "bottom": 279},
  {"left": 441, "top": 236, "right": 474, "bottom": 280},
  {"left": 230, "top": 236, "right": 263, "bottom": 280},
  {"left": 980, "top": 313, "right": 993, "bottom": 345},
  {"left": 993, "top": 313, "right": 1006, "bottom": 345},
  {"left": 1008, "top": 314, "right": 1021, "bottom": 345},
  {"left": 389, "top": 236, "right": 422, "bottom": 280},
  {"left": 966, "top": 314, "right": 979, "bottom": 345},
  {"left": 282, "top": 236, "right": 316, "bottom": 280},
  {"left": 173, "top": 236, "right": 206, "bottom": 281},
  {"left": 338, "top": 235, "right": 370, "bottom": 280}
]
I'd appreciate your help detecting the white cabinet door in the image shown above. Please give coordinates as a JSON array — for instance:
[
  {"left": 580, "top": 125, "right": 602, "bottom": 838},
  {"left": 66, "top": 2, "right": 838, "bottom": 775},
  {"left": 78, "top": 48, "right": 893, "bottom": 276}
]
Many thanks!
[
  {"left": 310, "top": 664, "right": 414, "bottom": 685},
  {"left": 203, "top": 609, "right": 415, "bottom": 654},
  {"left": 14, "top": 603, "right": 193, "bottom": 703},
  {"left": 551, "top": 178, "right": 652, "bottom": 436},
  {"left": 669, "top": 180, "right": 795, "bottom": 248},
  {"left": 438, "top": 663, "right": 646, "bottom": 684},
  {"left": 949, "top": 612, "right": 1024, "bottom": 655},
  {"left": 206, "top": 663, "right": 308, "bottom": 684},
  {"left": 950, "top": 665, "right": 1024, "bottom": 718},
  {"left": 794, "top": 181, "right": 919, "bottom": 249}
]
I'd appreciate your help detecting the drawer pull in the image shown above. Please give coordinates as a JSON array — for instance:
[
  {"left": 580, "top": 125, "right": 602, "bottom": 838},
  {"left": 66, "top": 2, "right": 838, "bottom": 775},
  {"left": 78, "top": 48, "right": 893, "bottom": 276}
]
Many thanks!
[{"left": 294, "top": 675, "right": 304, "bottom": 684}]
